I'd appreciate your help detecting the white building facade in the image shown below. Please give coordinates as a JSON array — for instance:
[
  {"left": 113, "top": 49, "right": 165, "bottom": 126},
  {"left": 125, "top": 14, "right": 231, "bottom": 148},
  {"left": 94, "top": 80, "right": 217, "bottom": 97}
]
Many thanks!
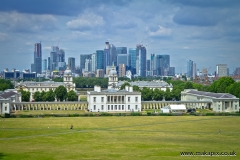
[
  {"left": 15, "top": 68, "right": 76, "bottom": 101},
  {"left": 87, "top": 86, "right": 141, "bottom": 112},
  {"left": 181, "top": 89, "right": 239, "bottom": 112}
]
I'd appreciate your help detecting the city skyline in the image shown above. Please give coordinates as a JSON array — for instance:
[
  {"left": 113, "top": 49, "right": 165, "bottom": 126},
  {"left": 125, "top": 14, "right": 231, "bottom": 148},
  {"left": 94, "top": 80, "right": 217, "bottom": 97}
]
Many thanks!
[{"left": 0, "top": 0, "right": 240, "bottom": 74}]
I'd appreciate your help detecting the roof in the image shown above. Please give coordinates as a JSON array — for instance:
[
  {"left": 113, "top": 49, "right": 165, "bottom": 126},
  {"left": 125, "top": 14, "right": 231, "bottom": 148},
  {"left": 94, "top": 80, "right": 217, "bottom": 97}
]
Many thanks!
[
  {"left": 88, "top": 89, "right": 141, "bottom": 95},
  {"left": 186, "top": 90, "right": 236, "bottom": 99},
  {"left": 117, "top": 80, "right": 172, "bottom": 88},
  {"left": 0, "top": 91, "right": 17, "bottom": 99},
  {"left": 169, "top": 105, "right": 186, "bottom": 110}
]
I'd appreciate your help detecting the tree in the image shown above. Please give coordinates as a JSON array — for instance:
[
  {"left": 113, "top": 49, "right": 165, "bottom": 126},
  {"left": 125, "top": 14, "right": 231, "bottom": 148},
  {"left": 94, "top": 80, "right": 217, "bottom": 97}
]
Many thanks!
[
  {"left": 184, "top": 81, "right": 194, "bottom": 89},
  {"left": 141, "top": 87, "right": 153, "bottom": 101},
  {"left": 55, "top": 85, "right": 67, "bottom": 101},
  {"left": 41, "top": 91, "right": 46, "bottom": 101},
  {"left": 0, "top": 79, "right": 14, "bottom": 91},
  {"left": 120, "top": 82, "right": 131, "bottom": 90},
  {"left": 153, "top": 88, "right": 164, "bottom": 101},
  {"left": 67, "top": 90, "right": 77, "bottom": 101},
  {"left": 52, "top": 77, "right": 63, "bottom": 82},
  {"left": 133, "top": 85, "right": 140, "bottom": 91},
  {"left": 164, "top": 88, "right": 172, "bottom": 101},
  {"left": 210, "top": 77, "right": 235, "bottom": 93},
  {"left": 33, "top": 91, "right": 42, "bottom": 102},
  {"left": 20, "top": 90, "right": 30, "bottom": 102},
  {"left": 45, "top": 89, "right": 55, "bottom": 102}
]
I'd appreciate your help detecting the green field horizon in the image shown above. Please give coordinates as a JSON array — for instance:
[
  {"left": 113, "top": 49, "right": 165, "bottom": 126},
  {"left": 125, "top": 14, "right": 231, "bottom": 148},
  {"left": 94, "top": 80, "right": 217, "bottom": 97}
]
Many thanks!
[{"left": 0, "top": 116, "right": 239, "bottom": 159}]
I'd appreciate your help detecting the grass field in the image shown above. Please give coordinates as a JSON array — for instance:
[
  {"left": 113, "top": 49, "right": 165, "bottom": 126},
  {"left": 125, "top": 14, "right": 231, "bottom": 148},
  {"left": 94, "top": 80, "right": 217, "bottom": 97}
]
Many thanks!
[{"left": 0, "top": 116, "right": 239, "bottom": 159}]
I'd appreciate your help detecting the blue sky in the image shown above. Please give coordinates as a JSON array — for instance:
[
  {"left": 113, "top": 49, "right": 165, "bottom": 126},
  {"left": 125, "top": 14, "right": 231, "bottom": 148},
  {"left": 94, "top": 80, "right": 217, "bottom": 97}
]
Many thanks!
[{"left": 0, "top": 0, "right": 240, "bottom": 74}]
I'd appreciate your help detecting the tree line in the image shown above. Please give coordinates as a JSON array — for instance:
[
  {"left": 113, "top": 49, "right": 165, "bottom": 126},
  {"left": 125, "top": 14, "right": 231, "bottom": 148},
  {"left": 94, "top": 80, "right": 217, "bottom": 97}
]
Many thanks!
[{"left": 20, "top": 85, "right": 77, "bottom": 102}]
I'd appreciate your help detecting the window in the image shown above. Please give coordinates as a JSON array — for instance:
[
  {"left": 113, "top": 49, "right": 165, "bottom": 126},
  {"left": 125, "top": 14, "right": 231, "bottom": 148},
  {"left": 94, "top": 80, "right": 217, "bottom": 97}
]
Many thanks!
[
  {"left": 101, "top": 105, "right": 104, "bottom": 110},
  {"left": 94, "top": 105, "right": 96, "bottom": 110},
  {"left": 235, "top": 105, "right": 238, "bottom": 110},
  {"left": 5, "top": 106, "right": 7, "bottom": 111},
  {"left": 101, "top": 97, "right": 104, "bottom": 102},
  {"left": 111, "top": 105, "right": 113, "bottom": 110},
  {"left": 108, "top": 105, "right": 110, "bottom": 110},
  {"left": 135, "top": 97, "right": 138, "bottom": 102},
  {"left": 135, "top": 105, "right": 138, "bottom": 110},
  {"left": 128, "top": 105, "right": 130, "bottom": 110},
  {"left": 119, "top": 105, "right": 121, "bottom": 110},
  {"left": 107, "top": 96, "right": 110, "bottom": 102},
  {"left": 218, "top": 105, "right": 220, "bottom": 110},
  {"left": 115, "top": 105, "right": 117, "bottom": 110},
  {"left": 122, "top": 105, "right": 124, "bottom": 110},
  {"left": 128, "top": 97, "right": 130, "bottom": 102},
  {"left": 93, "top": 97, "right": 96, "bottom": 102}
]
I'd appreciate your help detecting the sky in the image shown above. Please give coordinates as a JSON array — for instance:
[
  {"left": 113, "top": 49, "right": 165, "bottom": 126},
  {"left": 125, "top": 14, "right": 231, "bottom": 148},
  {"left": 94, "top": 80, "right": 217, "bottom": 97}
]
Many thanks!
[{"left": 0, "top": 0, "right": 240, "bottom": 74}]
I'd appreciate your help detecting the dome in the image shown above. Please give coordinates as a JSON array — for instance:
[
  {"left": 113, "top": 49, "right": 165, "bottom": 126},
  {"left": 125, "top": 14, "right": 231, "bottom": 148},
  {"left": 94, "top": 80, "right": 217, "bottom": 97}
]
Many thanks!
[
  {"left": 64, "top": 68, "right": 72, "bottom": 75},
  {"left": 109, "top": 68, "right": 117, "bottom": 75}
]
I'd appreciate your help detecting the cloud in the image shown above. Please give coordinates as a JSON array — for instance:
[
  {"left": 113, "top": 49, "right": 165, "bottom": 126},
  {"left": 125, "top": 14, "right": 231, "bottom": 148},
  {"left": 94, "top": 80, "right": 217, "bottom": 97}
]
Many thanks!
[
  {"left": 112, "top": 21, "right": 137, "bottom": 29},
  {"left": 146, "top": 25, "right": 172, "bottom": 37},
  {"left": 182, "top": 46, "right": 190, "bottom": 50},
  {"left": 66, "top": 13, "right": 105, "bottom": 30},
  {"left": 0, "top": 32, "right": 9, "bottom": 41},
  {"left": 0, "top": 12, "right": 58, "bottom": 33},
  {"left": 173, "top": 7, "right": 221, "bottom": 26}
]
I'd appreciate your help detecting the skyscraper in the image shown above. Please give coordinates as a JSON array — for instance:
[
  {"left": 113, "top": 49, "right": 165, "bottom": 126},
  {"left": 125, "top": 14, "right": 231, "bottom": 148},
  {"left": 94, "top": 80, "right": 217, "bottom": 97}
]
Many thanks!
[
  {"left": 216, "top": 64, "right": 227, "bottom": 77},
  {"left": 136, "top": 44, "right": 147, "bottom": 77},
  {"left": 116, "top": 47, "right": 127, "bottom": 54},
  {"left": 91, "top": 53, "right": 96, "bottom": 72},
  {"left": 33, "top": 42, "right": 42, "bottom": 74},
  {"left": 68, "top": 57, "right": 75, "bottom": 73},
  {"left": 80, "top": 54, "right": 91, "bottom": 70},
  {"left": 42, "top": 59, "right": 47, "bottom": 72},
  {"left": 96, "top": 50, "right": 104, "bottom": 70},
  {"left": 187, "top": 60, "right": 193, "bottom": 78},
  {"left": 104, "top": 42, "right": 117, "bottom": 69},
  {"left": 162, "top": 55, "right": 170, "bottom": 76},
  {"left": 129, "top": 48, "right": 137, "bottom": 75}
]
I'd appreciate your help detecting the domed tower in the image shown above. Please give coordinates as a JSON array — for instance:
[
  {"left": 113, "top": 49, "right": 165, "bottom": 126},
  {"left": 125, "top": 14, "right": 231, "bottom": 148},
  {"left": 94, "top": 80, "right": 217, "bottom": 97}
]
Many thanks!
[
  {"left": 64, "top": 67, "right": 73, "bottom": 85},
  {"left": 108, "top": 65, "right": 118, "bottom": 89}
]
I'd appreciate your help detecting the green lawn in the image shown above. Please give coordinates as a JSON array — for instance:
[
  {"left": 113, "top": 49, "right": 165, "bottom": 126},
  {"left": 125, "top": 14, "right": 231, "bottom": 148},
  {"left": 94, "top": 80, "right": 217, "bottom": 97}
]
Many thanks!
[{"left": 0, "top": 116, "right": 239, "bottom": 159}]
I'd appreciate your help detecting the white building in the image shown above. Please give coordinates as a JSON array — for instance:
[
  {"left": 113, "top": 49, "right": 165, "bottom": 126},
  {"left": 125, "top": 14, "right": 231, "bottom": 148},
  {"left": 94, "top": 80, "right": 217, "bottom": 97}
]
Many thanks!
[
  {"left": 15, "top": 68, "right": 76, "bottom": 101},
  {"left": 87, "top": 66, "right": 141, "bottom": 112},
  {"left": 117, "top": 80, "right": 173, "bottom": 91},
  {"left": 87, "top": 86, "right": 141, "bottom": 112},
  {"left": 0, "top": 89, "right": 21, "bottom": 114},
  {"left": 181, "top": 89, "right": 239, "bottom": 112}
]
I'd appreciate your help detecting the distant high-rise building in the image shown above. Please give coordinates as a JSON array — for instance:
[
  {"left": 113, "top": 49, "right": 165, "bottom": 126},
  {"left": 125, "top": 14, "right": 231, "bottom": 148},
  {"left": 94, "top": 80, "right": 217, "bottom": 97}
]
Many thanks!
[
  {"left": 187, "top": 60, "right": 193, "bottom": 78},
  {"left": 91, "top": 53, "right": 96, "bottom": 72},
  {"left": 68, "top": 57, "right": 75, "bottom": 73},
  {"left": 118, "top": 64, "right": 126, "bottom": 77},
  {"left": 202, "top": 68, "right": 208, "bottom": 76},
  {"left": 42, "top": 59, "right": 47, "bottom": 72},
  {"left": 162, "top": 55, "right": 170, "bottom": 76},
  {"left": 193, "top": 63, "right": 196, "bottom": 79},
  {"left": 117, "top": 54, "right": 128, "bottom": 66},
  {"left": 150, "top": 54, "right": 156, "bottom": 76},
  {"left": 80, "top": 54, "right": 91, "bottom": 70},
  {"left": 234, "top": 67, "right": 240, "bottom": 75},
  {"left": 216, "top": 64, "right": 227, "bottom": 77},
  {"left": 129, "top": 48, "right": 137, "bottom": 75},
  {"left": 96, "top": 69, "right": 104, "bottom": 77},
  {"left": 47, "top": 57, "right": 50, "bottom": 70},
  {"left": 136, "top": 44, "right": 147, "bottom": 77},
  {"left": 96, "top": 50, "right": 104, "bottom": 70},
  {"left": 169, "top": 67, "right": 175, "bottom": 76},
  {"left": 156, "top": 55, "right": 163, "bottom": 76},
  {"left": 116, "top": 47, "right": 127, "bottom": 54},
  {"left": 104, "top": 42, "right": 117, "bottom": 69},
  {"left": 85, "top": 59, "right": 92, "bottom": 72},
  {"left": 33, "top": 42, "right": 42, "bottom": 74}
]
